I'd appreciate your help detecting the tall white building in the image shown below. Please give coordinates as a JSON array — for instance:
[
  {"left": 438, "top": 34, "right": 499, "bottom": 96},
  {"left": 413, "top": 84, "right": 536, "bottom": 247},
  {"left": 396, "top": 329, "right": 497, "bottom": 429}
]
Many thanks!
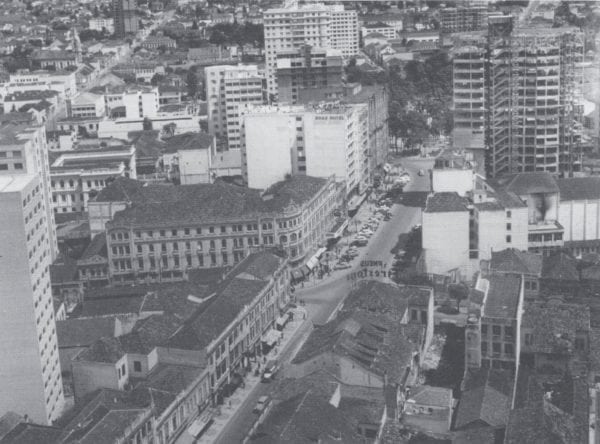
[
  {"left": 122, "top": 86, "right": 159, "bottom": 119},
  {"left": 205, "top": 65, "right": 265, "bottom": 150},
  {"left": 263, "top": 2, "right": 358, "bottom": 98},
  {"left": 0, "top": 122, "right": 64, "bottom": 423},
  {"left": 240, "top": 102, "right": 369, "bottom": 196}
]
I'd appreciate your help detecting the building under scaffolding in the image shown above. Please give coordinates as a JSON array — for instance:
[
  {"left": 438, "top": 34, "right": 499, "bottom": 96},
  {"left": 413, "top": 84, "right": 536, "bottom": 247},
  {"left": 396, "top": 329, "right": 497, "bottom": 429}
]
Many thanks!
[{"left": 452, "top": 15, "right": 584, "bottom": 178}]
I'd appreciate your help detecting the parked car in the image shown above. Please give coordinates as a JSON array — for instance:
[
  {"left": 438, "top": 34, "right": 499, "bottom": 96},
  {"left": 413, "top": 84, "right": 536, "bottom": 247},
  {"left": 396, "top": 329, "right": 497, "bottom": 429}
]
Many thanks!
[
  {"left": 334, "top": 262, "right": 352, "bottom": 270},
  {"left": 352, "top": 239, "right": 368, "bottom": 247},
  {"left": 261, "top": 360, "right": 280, "bottom": 382},
  {"left": 253, "top": 396, "right": 271, "bottom": 414}
]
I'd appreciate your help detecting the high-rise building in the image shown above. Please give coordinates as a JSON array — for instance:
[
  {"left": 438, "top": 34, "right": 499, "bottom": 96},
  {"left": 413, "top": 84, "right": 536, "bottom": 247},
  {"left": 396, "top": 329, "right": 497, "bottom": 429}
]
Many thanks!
[
  {"left": 276, "top": 45, "right": 344, "bottom": 105},
  {"left": 0, "top": 122, "right": 63, "bottom": 423},
  {"left": 240, "top": 102, "right": 369, "bottom": 196},
  {"left": 205, "top": 65, "right": 265, "bottom": 149},
  {"left": 440, "top": 1, "right": 487, "bottom": 34},
  {"left": 263, "top": 2, "right": 358, "bottom": 99},
  {"left": 113, "top": 0, "right": 139, "bottom": 37},
  {"left": 452, "top": 17, "right": 584, "bottom": 177}
]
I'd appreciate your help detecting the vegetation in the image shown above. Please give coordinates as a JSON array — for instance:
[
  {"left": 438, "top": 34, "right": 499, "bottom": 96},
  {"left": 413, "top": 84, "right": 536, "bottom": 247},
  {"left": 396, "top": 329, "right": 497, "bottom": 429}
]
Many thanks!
[
  {"left": 388, "top": 50, "right": 453, "bottom": 150},
  {"left": 208, "top": 22, "right": 264, "bottom": 47},
  {"left": 186, "top": 67, "right": 199, "bottom": 98}
]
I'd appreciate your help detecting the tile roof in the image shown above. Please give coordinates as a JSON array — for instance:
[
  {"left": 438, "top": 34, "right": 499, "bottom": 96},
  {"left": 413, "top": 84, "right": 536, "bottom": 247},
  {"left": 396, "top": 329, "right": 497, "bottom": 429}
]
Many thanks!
[
  {"left": 521, "top": 301, "right": 590, "bottom": 355},
  {"left": 454, "top": 367, "right": 513, "bottom": 430},
  {"left": 505, "top": 402, "right": 563, "bottom": 444},
  {"left": 163, "top": 132, "right": 214, "bottom": 153},
  {"left": 425, "top": 192, "right": 469, "bottom": 213},
  {"left": 0, "top": 423, "right": 62, "bottom": 444},
  {"left": 97, "top": 175, "right": 329, "bottom": 227},
  {"left": 341, "top": 280, "right": 428, "bottom": 319},
  {"left": 0, "top": 412, "right": 22, "bottom": 441},
  {"left": 57, "top": 317, "right": 116, "bottom": 348},
  {"left": 75, "top": 294, "right": 145, "bottom": 318},
  {"left": 50, "top": 253, "right": 79, "bottom": 283},
  {"left": 74, "top": 337, "right": 125, "bottom": 364},
  {"left": 452, "top": 426, "right": 497, "bottom": 444},
  {"left": 557, "top": 177, "right": 600, "bottom": 201},
  {"left": 489, "top": 248, "right": 543, "bottom": 276},
  {"left": 408, "top": 385, "right": 453, "bottom": 408},
  {"left": 291, "top": 311, "right": 423, "bottom": 383},
  {"left": 497, "top": 172, "right": 559, "bottom": 195},
  {"left": 541, "top": 252, "right": 579, "bottom": 281},
  {"left": 483, "top": 274, "right": 521, "bottom": 319}
]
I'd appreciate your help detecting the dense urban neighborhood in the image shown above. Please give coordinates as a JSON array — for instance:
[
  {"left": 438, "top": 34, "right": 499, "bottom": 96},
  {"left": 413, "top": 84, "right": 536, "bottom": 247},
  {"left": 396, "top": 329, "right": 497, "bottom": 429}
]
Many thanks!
[{"left": 0, "top": 0, "right": 600, "bottom": 443}]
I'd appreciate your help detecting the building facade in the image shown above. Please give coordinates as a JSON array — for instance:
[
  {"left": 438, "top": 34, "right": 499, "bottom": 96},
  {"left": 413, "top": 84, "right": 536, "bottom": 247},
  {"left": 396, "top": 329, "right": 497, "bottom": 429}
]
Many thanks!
[
  {"left": 113, "top": 0, "right": 139, "bottom": 37},
  {"left": 240, "top": 103, "right": 369, "bottom": 197},
  {"left": 276, "top": 45, "right": 344, "bottom": 105},
  {"left": 263, "top": 2, "right": 358, "bottom": 98},
  {"left": 0, "top": 122, "right": 64, "bottom": 423},
  {"left": 205, "top": 65, "right": 265, "bottom": 150},
  {"left": 88, "top": 175, "right": 340, "bottom": 283}
]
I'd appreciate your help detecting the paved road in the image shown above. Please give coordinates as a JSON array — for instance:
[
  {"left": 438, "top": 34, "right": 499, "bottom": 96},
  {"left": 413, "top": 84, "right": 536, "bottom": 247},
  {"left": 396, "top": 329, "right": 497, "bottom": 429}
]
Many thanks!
[{"left": 214, "top": 157, "right": 433, "bottom": 444}]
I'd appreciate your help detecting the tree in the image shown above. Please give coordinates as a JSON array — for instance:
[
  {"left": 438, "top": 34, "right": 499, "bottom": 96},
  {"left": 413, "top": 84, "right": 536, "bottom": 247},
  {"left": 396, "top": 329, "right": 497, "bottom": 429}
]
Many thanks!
[
  {"left": 192, "top": 20, "right": 199, "bottom": 30},
  {"left": 448, "top": 283, "right": 469, "bottom": 310},
  {"left": 186, "top": 69, "right": 198, "bottom": 98},
  {"left": 150, "top": 73, "right": 165, "bottom": 86},
  {"left": 143, "top": 117, "right": 153, "bottom": 131},
  {"left": 163, "top": 122, "right": 176, "bottom": 137}
]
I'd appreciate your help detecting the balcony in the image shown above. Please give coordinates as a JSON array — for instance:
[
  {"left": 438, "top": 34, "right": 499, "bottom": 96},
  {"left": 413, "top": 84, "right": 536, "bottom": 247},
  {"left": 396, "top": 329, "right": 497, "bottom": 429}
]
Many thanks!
[{"left": 528, "top": 221, "right": 564, "bottom": 249}]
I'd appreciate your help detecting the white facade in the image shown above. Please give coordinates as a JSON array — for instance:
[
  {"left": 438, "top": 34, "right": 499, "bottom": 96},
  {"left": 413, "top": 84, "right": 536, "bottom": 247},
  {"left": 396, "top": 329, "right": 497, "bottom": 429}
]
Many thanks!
[
  {"left": 423, "top": 209, "right": 470, "bottom": 276},
  {"left": 97, "top": 114, "right": 202, "bottom": 139},
  {"left": 431, "top": 168, "right": 474, "bottom": 197},
  {"left": 89, "top": 17, "right": 115, "bottom": 33},
  {"left": 69, "top": 92, "right": 106, "bottom": 118},
  {"left": 559, "top": 199, "right": 600, "bottom": 242},
  {"left": 476, "top": 206, "right": 528, "bottom": 261},
  {"left": 263, "top": 3, "right": 358, "bottom": 98},
  {"left": 361, "top": 25, "right": 397, "bottom": 39},
  {"left": 9, "top": 70, "right": 77, "bottom": 99},
  {"left": 0, "top": 124, "right": 64, "bottom": 424},
  {"left": 178, "top": 148, "right": 213, "bottom": 185},
  {"left": 240, "top": 103, "right": 369, "bottom": 195},
  {"left": 242, "top": 112, "right": 296, "bottom": 189},
  {"left": 123, "top": 87, "right": 159, "bottom": 119},
  {"left": 205, "top": 65, "right": 264, "bottom": 149}
]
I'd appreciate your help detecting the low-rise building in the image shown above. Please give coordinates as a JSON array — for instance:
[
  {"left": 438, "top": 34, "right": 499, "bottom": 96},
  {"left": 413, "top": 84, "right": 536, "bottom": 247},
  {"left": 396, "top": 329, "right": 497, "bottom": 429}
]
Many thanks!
[
  {"left": 142, "top": 34, "right": 177, "bottom": 50},
  {"left": 161, "top": 132, "right": 215, "bottom": 184},
  {"left": 66, "top": 92, "right": 106, "bottom": 119},
  {"left": 49, "top": 140, "right": 136, "bottom": 213},
  {"left": 88, "top": 174, "right": 340, "bottom": 282},
  {"left": 402, "top": 385, "right": 453, "bottom": 434},
  {"left": 30, "top": 49, "right": 80, "bottom": 70},
  {"left": 362, "top": 22, "right": 397, "bottom": 40},
  {"left": 112, "top": 62, "right": 165, "bottom": 83},
  {"left": 88, "top": 17, "right": 115, "bottom": 33},
  {"left": 9, "top": 69, "right": 77, "bottom": 99},
  {"left": 2, "top": 90, "right": 59, "bottom": 113}
]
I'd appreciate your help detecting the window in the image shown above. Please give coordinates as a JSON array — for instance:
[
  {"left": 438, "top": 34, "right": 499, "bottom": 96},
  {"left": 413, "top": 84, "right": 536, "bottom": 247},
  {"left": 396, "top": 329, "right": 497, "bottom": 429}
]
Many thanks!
[
  {"left": 506, "top": 235, "right": 511, "bottom": 243},
  {"left": 506, "top": 210, "right": 511, "bottom": 218},
  {"left": 121, "top": 363, "right": 126, "bottom": 376},
  {"left": 492, "top": 342, "right": 501, "bottom": 354},
  {"left": 506, "top": 223, "right": 511, "bottom": 231},
  {"left": 220, "top": 226, "right": 226, "bottom": 233},
  {"left": 14, "top": 163, "right": 23, "bottom": 170},
  {"left": 481, "top": 342, "right": 488, "bottom": 354},
  {"left": 504, "top": 343, "right": 514, "bottom": 356},
  {"left": 492, "top": 325, "right": 501, "bottom": 336},
  {"left": 0, "top": 164, "right": 7, "bottom": 170},
  {"left": 481, "top": 324, "right": 487, "bottom": 335},
  {"left": 525, "top": 333, "right": 533, "bottom": 346},
  {"left": 504, "top": 326, "right": 514, "bottom": 338}
]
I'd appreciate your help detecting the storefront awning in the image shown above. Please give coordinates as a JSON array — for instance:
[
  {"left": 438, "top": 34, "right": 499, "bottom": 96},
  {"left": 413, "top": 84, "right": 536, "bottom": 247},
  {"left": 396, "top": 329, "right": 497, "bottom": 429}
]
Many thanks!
[
  {"left": 261, "top": 329, "right": 280, "bottom": 347},
  {"left": 306, "top": 256, "right": 320, "bottom": 270},
  {"left": 188, "top": 411, "right": 213, "bottom": 438},
  {"left": 316, "top": 247, "right": 327, "bottom": 258},
  {"left": 276, "top": 314, "right": 290, "bottom": 328}
]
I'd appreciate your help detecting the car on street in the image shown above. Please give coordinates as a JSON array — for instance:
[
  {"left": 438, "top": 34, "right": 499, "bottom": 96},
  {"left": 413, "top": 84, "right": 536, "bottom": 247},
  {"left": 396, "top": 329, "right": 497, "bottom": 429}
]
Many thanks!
[
  {"left": 253, "top": 396, "right": 271, "bottom": 414},
  {"left": 334, "top": 262, "right": 352, "bottom": 270},
  {"left": 352, "top": 238, "right": 368, "bottom": 247},
  {"left": 261, "top": 360, "right": 280, "bottom": 382}
]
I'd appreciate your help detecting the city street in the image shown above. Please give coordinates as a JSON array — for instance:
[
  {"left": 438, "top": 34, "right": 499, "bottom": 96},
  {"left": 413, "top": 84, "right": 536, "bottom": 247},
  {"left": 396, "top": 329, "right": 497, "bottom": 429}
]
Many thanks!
[{"left": 211, "top": 156, "right": 433, "bottom": 444}]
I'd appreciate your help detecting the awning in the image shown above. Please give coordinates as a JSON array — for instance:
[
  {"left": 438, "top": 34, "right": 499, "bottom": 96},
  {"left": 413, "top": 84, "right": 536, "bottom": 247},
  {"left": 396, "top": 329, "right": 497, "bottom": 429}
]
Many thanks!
[
  {"left": 261, "top": 329, "right": 279, "bottom": 347},
  {"left": 316, "top": 247, "right": 327, "bottom": 258},
  {"left": 306, "top": 256, "right": 320, "bottom": 270},
  {"left": 276, "top": 314, "right": 289, "bottom": 328},
  {"left": 188, "top": 411, "right": 213, "bottom": 438}
]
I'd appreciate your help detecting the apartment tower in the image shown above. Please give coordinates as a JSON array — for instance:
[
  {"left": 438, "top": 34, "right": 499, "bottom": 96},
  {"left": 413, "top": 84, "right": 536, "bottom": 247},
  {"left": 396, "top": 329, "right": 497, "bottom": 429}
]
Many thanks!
[
  {"left": 113, "top": 0, "right": 139, "bottom": 37},
  {"left": 263, "top": 1, "right": 358, "bottom": 99},
  {"left": 0, "top": 122, "right": 63, "bottom": 424}
]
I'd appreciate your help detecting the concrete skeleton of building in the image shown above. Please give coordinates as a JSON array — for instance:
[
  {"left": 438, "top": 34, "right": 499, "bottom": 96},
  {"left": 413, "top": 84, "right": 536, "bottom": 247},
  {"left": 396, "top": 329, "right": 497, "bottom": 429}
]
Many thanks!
[
  {"left": 452, "top": 16, "right": 585, "bottom": 177},
  {"left": 275, "top": 45, "right": 344, "bottom": 105},
  {"left": 440, "top": 2, "right": 487, "bottom": 34},
  {"left": 86, "top": 174, "right": 340, "bottom": 284},
  {"left": 0, "top": 121, "right": 64, "bottom": 424},
  {"left": 263, "top": 1, "right": 359, "bottom": 98},
  {"left": 240, "top": 102, "right": 369, "bottom": 197},
  {"left": 205, "top": 65, "right": 265, "bottom": 150}
]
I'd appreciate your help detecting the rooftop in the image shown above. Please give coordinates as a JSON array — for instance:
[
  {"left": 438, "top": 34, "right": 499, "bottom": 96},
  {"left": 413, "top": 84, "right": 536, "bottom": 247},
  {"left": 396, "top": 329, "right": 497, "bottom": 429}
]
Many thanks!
[
  {"left": 557, "top": 177, "right": 600, "bottom": 201},
  {"left": 163, "top": 132, "right": 214, "bottom": 153},
  {"left": 489, "top": 248, "right": 543, "bottom": 276},
  {"left": 4, "top": 90, "right": 59, "bottom": 101},
  {"left": 483, "top": 274, "right": 521, "bottom": 319},
  {"left": 98, "top": 176, "right": 330, "bottom": 228},
  {"left": 454, "top": 367, "right": 513, "bottom": 430},
  {"left": 496, "top": 172, "right": 559, "bottom": 196},
  {"left": 541, "top": 252, "right": 579, "bottom": 281},
  {"left": 56, "top": 317, "right": 116, "bottom": 348},
  {"left": 425, "top": 192, "right": 469, "bottom": 213}
]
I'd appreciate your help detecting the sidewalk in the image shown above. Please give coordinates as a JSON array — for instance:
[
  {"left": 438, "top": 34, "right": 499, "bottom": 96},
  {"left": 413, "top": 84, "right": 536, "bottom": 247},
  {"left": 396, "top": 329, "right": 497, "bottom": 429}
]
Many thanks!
[{"left": 176, "top": 306, "right": 309, "bottom": 444}]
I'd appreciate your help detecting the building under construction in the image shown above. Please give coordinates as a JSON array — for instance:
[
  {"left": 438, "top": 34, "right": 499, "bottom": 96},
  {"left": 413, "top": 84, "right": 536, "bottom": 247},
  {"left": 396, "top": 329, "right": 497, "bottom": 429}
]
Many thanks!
[{"left": 453, "top": 16, "right": 584, "bottom": 178}]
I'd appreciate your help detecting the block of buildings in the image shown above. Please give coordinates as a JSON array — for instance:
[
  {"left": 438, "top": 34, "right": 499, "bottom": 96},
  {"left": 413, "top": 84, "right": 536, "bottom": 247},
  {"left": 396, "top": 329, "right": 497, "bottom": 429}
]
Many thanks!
[
  {"left": 113, "top": 0, "right": 139, "bottom": 37},
  {"left": 240, "top": 102, "right": 369, "bottom": 196},
  {"left": 87, "top": 174, "right": 340, "bottom": 282},
  {"left": 440, "top": 3, "right": 487, "bottom": 34},
  {"left": 160, "top": 132, "right": 215, "bottom": 184}
]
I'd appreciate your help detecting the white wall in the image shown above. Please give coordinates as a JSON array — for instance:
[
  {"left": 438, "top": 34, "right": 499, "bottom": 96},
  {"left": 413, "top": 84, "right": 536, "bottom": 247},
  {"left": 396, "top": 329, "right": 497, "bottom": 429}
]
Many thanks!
[
  {"left": 432, "top": 169, "right": 473, "bottom": 196},
  {"left": 477, "top": 207, "right": 528, "bottom": 260},
  {"left": 560, "top": 199, "right": 600, "bottom": 242},
  {"left": 179, "top": 148, "right": 212, "bottom": 184},
  {"left": 423, "top": 210, "right": 470, "bottom": 276},
  {"left": 243, "top": 113, "right": 294, "bottom": 189}
]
